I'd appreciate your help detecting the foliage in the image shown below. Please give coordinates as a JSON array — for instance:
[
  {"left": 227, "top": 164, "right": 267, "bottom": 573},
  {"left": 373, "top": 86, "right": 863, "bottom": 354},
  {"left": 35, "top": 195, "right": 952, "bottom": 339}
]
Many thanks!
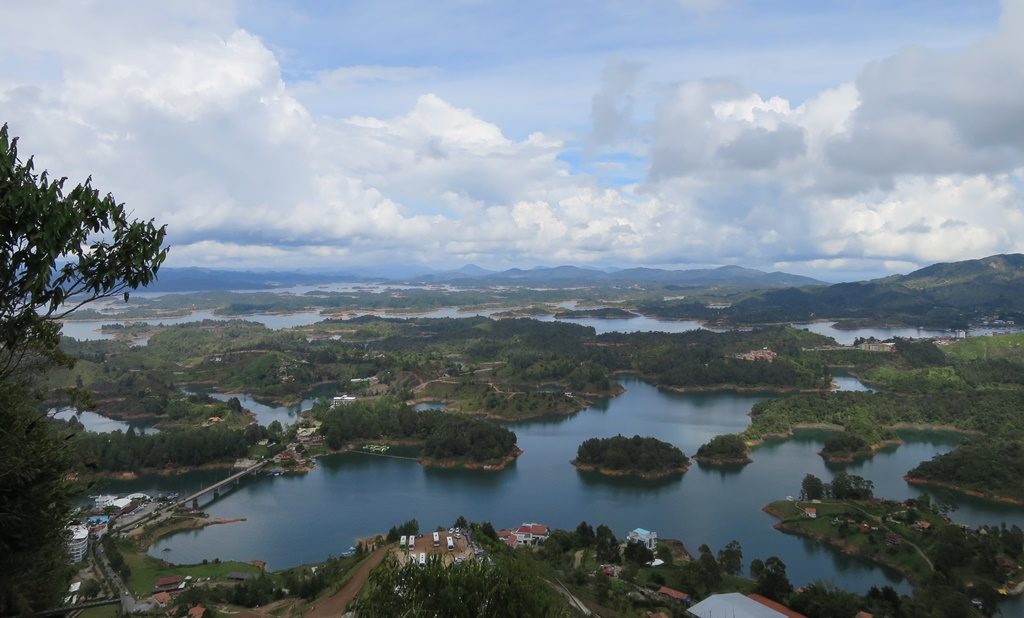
[
  {"left": 387, "top": 519, "right": 420, "bottom": 542},
  {"left": 352, "top": 554, "right": 573, "bottom": 617},
  {"left": 717, "top": 540, "right": 743, "bottom": 576},
  {"left": 623, "top": 540, "right": 653, "bottom": 565},
  {"left": 574, "top": 434, "right": 688, "bottom": 474},
  {"left": 0, "top": 124, "right": 167, "bottom": 613},
  {"left": 594, "top": 524, "right": 620, "bottom": 564},
  {"left": 695, "top": 433, "right": 749, "bottom": 462},
  {"left": 820, "top": 433, "right": 870, "bottom": 459},
  {"left": 745, "top": 390, "right": 1024, "bottom": 445},
  {"left": 907, "top": 439, "right": 1024, "bottom": 499},
  {"left": 801, "top": 474, "right": 826, "bottom": 500},
  {"left": 750, "top": 556, "right": 792, "bottom": 602},
  {"left": 0, "top": 123, "right": 166, "bottom": 379},
  {"left": 70, "top": 424, "right": 266, "bottom": 472},
  {"left": 0, "top": 382, "right": 76, "bottom": 615},
  {"left": 316, "top": 397, "right": 518, "bottom": 464}
]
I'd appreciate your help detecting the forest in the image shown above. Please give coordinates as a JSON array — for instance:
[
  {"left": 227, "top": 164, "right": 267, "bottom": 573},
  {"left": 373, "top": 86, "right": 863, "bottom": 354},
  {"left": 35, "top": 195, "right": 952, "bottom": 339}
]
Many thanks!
[
  {"left": 69, "top": 422, "right": 272, "bottom": 473},
  {"left": 694, "top": 434, "right": 751, "bottom": 464},
  {"left": 907, "top": 439, "right": 1024, "bottom": 501},
  {"left": 573, "top": 435, "right": 689, "bottom": 476},
  {"left": 313, "top": 397, "right": 519, "bottom": 465}
]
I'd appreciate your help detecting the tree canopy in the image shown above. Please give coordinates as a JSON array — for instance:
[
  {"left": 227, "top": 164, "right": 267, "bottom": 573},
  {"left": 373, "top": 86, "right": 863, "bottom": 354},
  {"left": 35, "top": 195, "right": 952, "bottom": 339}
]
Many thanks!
[
  {"left": 0, "top": 124, "right": 168, "bottom": 613},
  {"left": 0, "top": 124, "right": 167, "bottom": 379}
]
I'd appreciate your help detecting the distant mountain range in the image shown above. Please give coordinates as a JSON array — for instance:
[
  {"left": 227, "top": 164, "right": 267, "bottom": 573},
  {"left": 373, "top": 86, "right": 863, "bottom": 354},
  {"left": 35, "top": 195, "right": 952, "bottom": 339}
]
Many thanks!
[
  {"left": 142, "top": 255, "right": 1024, "bottom": 330},
  {"left": 141, "top": 267, "right": 365, "bottom": 292},
  {"left": 143, "top": 263, "right": 825, "bottom": 292},
  {"left": 640, "top": 254, "right": 1024, "bottom": 328},
  {"left": 414, "top": 264, "right": 825, "bottom": 288}
]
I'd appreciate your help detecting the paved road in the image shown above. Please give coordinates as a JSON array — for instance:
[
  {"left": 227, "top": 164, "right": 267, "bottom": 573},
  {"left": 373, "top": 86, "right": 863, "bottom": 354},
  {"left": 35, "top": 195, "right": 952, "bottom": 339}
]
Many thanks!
[{"left": 93, "top": 539, "right": 138, "bottom": 614}]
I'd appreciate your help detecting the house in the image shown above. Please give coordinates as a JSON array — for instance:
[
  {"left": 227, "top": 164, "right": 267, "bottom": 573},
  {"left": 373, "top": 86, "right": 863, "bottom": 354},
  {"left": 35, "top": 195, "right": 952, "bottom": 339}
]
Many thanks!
[
  {"left": 188, "top": 607, "right": 207, "bottom": 618},
  {"left": 747, "top": 594, "right": 808, "bottom": 618},
  {"left": 913, "top": 520, "right": 932, "bottom": 531},
  {"left": 512, "top": 523, "right": 549, "bottom": 545},
  {"left": 151, "top": 592, "right": 171, "bottom": 607},
  {"left": 496, "top": 529, "right": 519, "bottom": 548},
  {"left": 657, "top": 586, "right": 689, "bottom": 603},
  {"left": 152, "top": 575, "right": 185, "bottom": 593},
  {"left": 627, "top": 527, "right": 658, "bottom": 550},
  {"left": 803, "top": 507, "right": 817, "bottom": 519},
  {"left": 736, "top": 348, "right": 778, "bottom": 362},
  {"left": 858, "top": 342, "right": 895, "bottom": 353},
  {"left": 331, "top": 395, "right": 358, "bottom": 408},
  {"left": 688, "top": 592, "right": 806, "bottom": 618}
]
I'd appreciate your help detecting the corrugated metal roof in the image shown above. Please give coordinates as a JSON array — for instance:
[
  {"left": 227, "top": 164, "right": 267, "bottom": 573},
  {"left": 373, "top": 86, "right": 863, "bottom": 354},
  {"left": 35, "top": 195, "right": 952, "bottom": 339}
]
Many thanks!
[{"left": 688, "top": 593, "right": 787, "bottom": 618}]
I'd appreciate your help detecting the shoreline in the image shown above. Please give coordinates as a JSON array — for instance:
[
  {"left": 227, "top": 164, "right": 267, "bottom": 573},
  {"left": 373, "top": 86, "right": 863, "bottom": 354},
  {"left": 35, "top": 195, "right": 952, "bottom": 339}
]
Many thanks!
[
  {"left": 133, "top": 515, "right": 247, "bottom": 550},
  {"left": 693, "top": 455, "right": 752, "bottom": 466},
  {"left": 762, "top": 504, "right": 921, "bottom": 586},
  {"left": 570, "top": 460, "right": 689, "bottom": 479},
  {"left": 902, "top": 476, "right": 1024, "bottom": 505}
]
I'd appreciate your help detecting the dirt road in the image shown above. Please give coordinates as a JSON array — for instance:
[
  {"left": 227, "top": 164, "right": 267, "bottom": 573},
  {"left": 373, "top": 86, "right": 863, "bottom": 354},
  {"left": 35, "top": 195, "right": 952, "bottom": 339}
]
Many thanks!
[{"left": 306, "top": 547, "right": 388, "bottom": 618}]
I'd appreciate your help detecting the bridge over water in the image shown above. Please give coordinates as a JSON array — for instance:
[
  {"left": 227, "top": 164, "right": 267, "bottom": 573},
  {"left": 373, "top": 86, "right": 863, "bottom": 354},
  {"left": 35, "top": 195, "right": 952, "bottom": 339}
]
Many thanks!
[{"left": 176, "top": 459, "right": 270, "bottom": 510}]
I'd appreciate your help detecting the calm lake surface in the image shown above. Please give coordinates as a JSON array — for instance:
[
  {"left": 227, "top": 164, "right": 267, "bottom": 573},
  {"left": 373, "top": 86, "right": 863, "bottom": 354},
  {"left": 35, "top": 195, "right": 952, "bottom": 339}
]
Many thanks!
[{"left": 93, "top": 376, "right": 1024, "bottom": 606}]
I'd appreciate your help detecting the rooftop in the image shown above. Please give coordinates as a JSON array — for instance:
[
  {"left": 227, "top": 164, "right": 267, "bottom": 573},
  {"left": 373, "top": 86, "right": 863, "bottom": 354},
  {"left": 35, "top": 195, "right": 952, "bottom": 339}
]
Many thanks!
[{"left": 688, "top": 592, "right": 804, "bottom": 618}]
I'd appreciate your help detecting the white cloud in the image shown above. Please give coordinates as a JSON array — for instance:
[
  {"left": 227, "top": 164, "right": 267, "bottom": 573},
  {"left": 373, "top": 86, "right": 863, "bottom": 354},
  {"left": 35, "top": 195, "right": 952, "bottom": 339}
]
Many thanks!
[{"left": 0, "top": 1, "right": 1021, "bottom": 277}]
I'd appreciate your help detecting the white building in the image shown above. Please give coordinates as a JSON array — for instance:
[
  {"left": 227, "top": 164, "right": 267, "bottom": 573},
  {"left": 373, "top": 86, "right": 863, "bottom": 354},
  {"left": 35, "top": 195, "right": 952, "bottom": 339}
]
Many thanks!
[
  {"left": 331, "top": 395, "right": 358, "bottom": 408},
  {"left": 626, "top": 527, "right": 658, "bottom": 550},
  {"left": 67, "top": 525, "right": 89, "bottom": 562},
  {"left": 512, "top": 523, "right": 549, "bottom": 545}
]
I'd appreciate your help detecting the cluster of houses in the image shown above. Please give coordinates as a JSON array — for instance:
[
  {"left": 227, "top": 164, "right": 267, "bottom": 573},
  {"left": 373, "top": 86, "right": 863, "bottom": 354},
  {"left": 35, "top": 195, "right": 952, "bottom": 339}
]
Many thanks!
[{"left": 735, "top": 347, "right": 779, "bottom": 362}]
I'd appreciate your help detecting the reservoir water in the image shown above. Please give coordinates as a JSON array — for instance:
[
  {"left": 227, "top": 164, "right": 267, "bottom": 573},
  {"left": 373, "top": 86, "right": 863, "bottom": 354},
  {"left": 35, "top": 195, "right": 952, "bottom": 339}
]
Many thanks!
[{"left": 93, "top": 376, "right": 1024, "bottom": 605}]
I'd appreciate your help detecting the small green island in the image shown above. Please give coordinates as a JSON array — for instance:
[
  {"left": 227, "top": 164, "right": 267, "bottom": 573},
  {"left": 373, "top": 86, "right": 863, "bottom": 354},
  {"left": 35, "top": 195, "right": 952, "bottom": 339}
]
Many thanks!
[
  {"left": 818, "top": 432, "right": 874, "bottom": 463},
  {"left": 312, "top": 398, "right": 522, "bottom": 470},
  {"left": 572, "top": 434, "right": 689, "bottom": 478},
  {"left": 694, "top": 433, "right": 752, "bottom": 465}
]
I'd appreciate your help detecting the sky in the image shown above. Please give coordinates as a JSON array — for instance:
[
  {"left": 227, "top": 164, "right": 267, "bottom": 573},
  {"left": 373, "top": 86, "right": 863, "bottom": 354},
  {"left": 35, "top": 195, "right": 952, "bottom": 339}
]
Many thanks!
[{"left": 1, "top": 0, "right": 1022, "bottom": 281}]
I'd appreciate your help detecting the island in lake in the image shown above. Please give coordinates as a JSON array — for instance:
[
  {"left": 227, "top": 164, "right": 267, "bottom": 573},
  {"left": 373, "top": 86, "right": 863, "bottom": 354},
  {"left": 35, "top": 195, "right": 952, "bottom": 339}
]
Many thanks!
[
  {"left": 694, "top": 433, "right": 752, "bottom": 465},
  {"left": 572, "top": 434, "right": 689, "bottom": 478}
]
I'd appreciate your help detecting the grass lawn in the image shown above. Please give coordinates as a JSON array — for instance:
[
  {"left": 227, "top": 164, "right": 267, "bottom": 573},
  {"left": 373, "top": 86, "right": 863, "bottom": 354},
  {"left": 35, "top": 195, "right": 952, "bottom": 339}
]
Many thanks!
[{"left": 119, "top": 539, "right": 260, "bottom": 597}]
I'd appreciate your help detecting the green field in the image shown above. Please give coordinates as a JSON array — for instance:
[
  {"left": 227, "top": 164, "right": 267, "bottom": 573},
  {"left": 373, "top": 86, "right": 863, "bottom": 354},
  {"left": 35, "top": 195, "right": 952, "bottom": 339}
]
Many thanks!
[
  {"left": 119, "top": 539, "right": 260, "bottom": 597},
  {"left": 944, "top": 333, "right": 1024, "bottom": 361}
]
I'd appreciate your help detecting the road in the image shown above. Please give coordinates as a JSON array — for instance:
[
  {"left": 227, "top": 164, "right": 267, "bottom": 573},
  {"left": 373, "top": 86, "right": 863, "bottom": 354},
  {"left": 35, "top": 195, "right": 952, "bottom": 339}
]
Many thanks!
[
  {"left": 93, "top": 539, "right": 138, "bottom": 614},
  {"left": 305, "top": 547, "right": 388, "bottom": 618}
]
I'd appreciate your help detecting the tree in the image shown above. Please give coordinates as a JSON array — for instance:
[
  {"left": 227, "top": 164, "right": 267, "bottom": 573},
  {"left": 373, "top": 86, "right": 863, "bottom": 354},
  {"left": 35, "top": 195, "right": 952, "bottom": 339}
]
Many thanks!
[
  {"left": 595, "top": 525, "right": 620, "bottom": 564},
  {"left": 801, "top": 473, "right": 825, "bottom": 500},
  {"left": 574, "top": 521, "right": 595, "bottom": 547},
  {"left": 696, "top": 544, "right": 722, "bottom": 589},
  {"left": 0, "top": 124, "right": 167, "bottom": 614},
  {"left": 0, "top": 124, "right": 167, "bottom": 379},
  {"left": 752, "top": 556, "right": 792, "bottom": 602},
  {"left": 717, "top": 540, "right": 743, "bottom": 576},
  {"left": 623, "top": 540, "right": 653, "bottom": 565}
]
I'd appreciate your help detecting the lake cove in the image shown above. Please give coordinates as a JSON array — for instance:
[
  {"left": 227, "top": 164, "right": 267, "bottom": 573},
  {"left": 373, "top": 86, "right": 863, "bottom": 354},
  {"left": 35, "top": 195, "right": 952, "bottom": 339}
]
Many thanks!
[{"left": 92, "top": 376, "right": 1024, "bottom": 608}]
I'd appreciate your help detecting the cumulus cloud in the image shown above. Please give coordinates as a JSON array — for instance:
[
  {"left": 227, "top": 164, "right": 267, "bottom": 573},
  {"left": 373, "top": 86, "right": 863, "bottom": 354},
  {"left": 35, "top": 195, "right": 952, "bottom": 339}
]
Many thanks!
[
  {"left": 588, "top": 59, "right": 643, "bottom": 151},
  {"left": 0, "top": 1, "right": 1022, "bottom": 276}
]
